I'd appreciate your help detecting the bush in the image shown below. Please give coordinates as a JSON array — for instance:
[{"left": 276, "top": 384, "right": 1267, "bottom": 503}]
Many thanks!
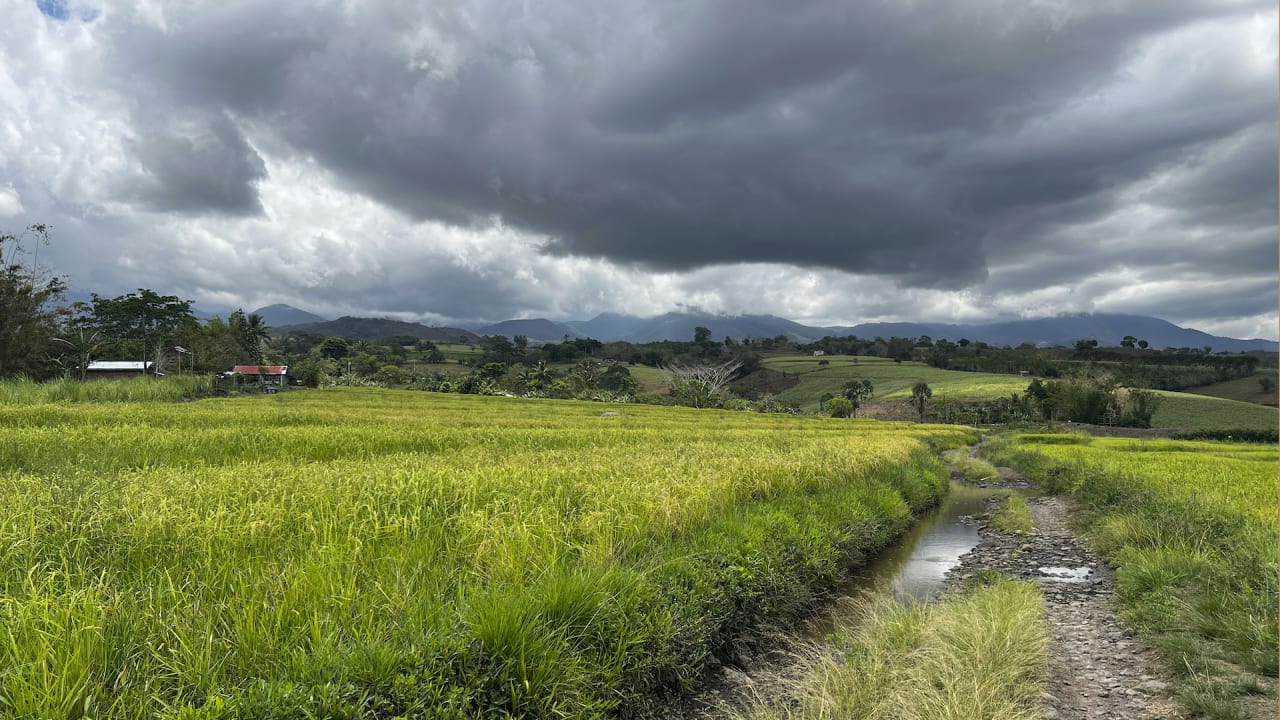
[{"left": 826, "top": 397, "right": 853, "bottom": 418}]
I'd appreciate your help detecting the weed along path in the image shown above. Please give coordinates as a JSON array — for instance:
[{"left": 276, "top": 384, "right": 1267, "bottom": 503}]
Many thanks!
[
  {"left": 947, "top": 478, "right": 1177, "bottom": 719},
  {"left": 678, "top": 447, "right": 1190, "bottom": 720}
]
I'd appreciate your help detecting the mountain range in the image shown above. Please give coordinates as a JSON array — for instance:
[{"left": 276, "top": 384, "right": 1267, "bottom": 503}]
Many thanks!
[{"left": 256, "top": 305, "right": 1278, "bottom": 352}]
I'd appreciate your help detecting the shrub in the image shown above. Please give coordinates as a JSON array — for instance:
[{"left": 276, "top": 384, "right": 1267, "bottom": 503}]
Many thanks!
[{"left": 826, "top": 397, "right": 853, "bottom": 418}]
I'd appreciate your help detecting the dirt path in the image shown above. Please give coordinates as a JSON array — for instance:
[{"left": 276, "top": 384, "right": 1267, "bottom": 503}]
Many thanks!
[
  {"left": 674, "top": 457, "right": 1185, "bottom": 720},
  {"left": 949, "top": 492, "right": 1178, "bottom": 719}
]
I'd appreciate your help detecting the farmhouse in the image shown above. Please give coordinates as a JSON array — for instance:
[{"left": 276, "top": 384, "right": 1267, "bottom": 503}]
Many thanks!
[
  {"left": 85, "top": 361, "right": 158, "bottom": 381},
  {"left": 229, "top": 365, "right": 289, "bottom": 392}
]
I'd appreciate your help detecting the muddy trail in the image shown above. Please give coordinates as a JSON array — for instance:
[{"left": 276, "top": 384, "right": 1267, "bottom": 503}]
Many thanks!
[
  {"left": 950, "top": 491, "right": 1177, "bottom": 719},
  {"left": 674, "top": 456, "right": 1183, "bottom": 720}
]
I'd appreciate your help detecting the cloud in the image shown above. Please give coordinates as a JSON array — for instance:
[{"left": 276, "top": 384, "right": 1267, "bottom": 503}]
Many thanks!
[
  {"left": 0, "top": 0, "right": 1274, "bottom": 338},
  {"left": 0, "top": 184, "right": 23, "bottom": 216}
]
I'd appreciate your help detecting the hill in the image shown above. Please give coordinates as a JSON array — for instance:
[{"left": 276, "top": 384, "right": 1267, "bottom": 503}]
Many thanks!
[
  {"left": 274, "top": 316, "right": 481, "bottom": 343},
  {"left": 477, "top": 319, "right": 582, "bottom": 342},
  {"left": 251, "top": 304, "right": 327, "bottom": 327},
  {"left": 829, "top": 313, "right": 1277, "bottom": 353},
  {"left": 477, "top": 311, "right": 1276, "bottom": 351},
  {"left": 758, "top": 354, "right": 1279, "bottom": 432}
]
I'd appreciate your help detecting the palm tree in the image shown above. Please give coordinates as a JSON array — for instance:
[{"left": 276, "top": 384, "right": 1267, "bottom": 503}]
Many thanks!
[
  {"left": 528, "top": 360, "right": 553, "bottom": 389},
  {"left": 52, "top": 329, "right": 101, "bottom": 381},
  {"left": 227, "top": 310, "right": 272, "bottom": 364}
]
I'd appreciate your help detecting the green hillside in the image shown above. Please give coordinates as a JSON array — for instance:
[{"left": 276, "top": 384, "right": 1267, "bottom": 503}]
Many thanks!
[
  {"left": 1152, "top": 391, "right": 1279, "bottom": 432},
  {"left": 763, "top": 355, "right": 1028, "bottom": 411},
  {"left": 759, "top": 354, "right": 1278, "bottom": 432},
  {"left": 1181, "top": 371, "right": 1278, "bottom": 406}
]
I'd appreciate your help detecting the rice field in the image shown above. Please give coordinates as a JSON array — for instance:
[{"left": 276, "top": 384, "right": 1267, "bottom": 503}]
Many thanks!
[
  {"left": 982, "top": 433, "right": 1278, "bottom": 716},
  {"left": 0, "top": 388, "right": 974, "bottom": 718}
]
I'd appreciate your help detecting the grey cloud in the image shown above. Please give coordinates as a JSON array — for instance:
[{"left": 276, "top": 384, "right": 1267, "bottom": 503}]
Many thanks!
[
  {"left": 12, "top": 0, "right": 1277, "bottom": 335},
  {"left": 87, "top": 1, "right": 1276, "bottom": 289},
  {"left": 124, "top": 113, "right": 267, "bottom": 216}
]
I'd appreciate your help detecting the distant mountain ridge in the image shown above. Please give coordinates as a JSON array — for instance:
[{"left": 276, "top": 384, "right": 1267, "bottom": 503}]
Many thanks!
[
  {"left": 274, "top": 316, "right": 481, "bottom": 344},
  {"left": 251, "top": 304, "right": 327, "bottom": 327},
  {"left": 477, "top": 312, "right": 1278, "bottom": 352},
  {"left": 263, "top": 302, "right": 1275, "bottom": 352}
]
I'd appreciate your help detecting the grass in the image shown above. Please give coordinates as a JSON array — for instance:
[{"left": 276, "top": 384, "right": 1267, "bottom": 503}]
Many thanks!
[
  {"left": 0, "top": 374, "right": 213, "bottom": 404},
  {"left": 988, "top": 496, "right": 1033, "bottom": 535},
  {"left": 741, "top": 579, "right": 1048, "bottom": 720},
  {"left": 622, "top": 364, "right": 669, "bottom": 394},
  {"left": 941, "top": 448, "right": 1002, "bottom": 483},
  {"left": 1182, "top": 372, "right": 1278, "bottom": 406},
  {"left": 0, "top": 387, "right": 975, "bottom": 719},
  {"left": 756, "top": 354, "right": 1280, "bottom": 432},
  {"left": 1150, "top": 390, "right": 1278, "bottom": 432},
  {"left": 762, "top": 355, "right": 1029, "bottom": 412},
  {"left": 981, "top": 433, "right": 1278, "bottom": 717}
]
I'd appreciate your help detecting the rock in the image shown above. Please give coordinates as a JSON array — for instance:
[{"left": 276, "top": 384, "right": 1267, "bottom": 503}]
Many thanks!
[
  {"left": 720, "top": 667, "right": 751, "bottom": 687},
  {"left": 1135, "top": 679, "right": 1169, "bottom": 693}
]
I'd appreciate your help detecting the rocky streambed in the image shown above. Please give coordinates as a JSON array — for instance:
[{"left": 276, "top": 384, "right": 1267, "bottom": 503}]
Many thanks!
[{"left": 945, "top": 492, "right": 1178, "bottom": 720}]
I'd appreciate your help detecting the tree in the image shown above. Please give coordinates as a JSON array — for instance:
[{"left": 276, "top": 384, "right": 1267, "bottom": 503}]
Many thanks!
[
  {"left": 51, "top": 328, "right": 101, "bottom": 381},
  {"left": 910, "top": 381, "right": 933, "bottom": 422},
  {"left": 527, "top": 360, "right": 554, "bottom": 390},
  {"left": 841, "top": 378, "right": 875, "bottom": 417},
  {"left": 1260, "top": 376, "right": 1276, "bottom": 394},
  {"left": 319, "top": 336, "right": 350, "bottom": 360},
  {"left": 1137, "top": 339, "right": 1149, "bottom": 349},
  {"left": 229, "top": 310, "right": 271, "bottom": 364},
  {"left": 0, "top": 224, "right": 66, "bottom": 378},
  {"left": 1120, "top": 335, "right": 1137, "bottom": 349},
  {"left": 661, "top": 359, "right": 742, "bottom": 408},
  {"left": 88, "top": 289, "right": 195, "bottom": 367},
  {"left": 826, "top": 397, "right": 853, "bottom": 418}
]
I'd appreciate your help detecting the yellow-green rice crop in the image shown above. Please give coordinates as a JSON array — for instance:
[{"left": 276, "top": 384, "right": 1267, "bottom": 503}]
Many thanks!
[
  {"left": 0, "top": 388, "right": 973, "bottom": 718},
  {"left": 982, "top": 433, "right": 1278, "bottom": 715}
]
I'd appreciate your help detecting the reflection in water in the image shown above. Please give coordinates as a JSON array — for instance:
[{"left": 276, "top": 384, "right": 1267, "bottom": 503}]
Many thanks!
[
  {"left": 846, "top": 482, "right": 1003, "bottom": 602},
  {"left": 1038, "top": 566, "right": 1091, "bottom": 583}
]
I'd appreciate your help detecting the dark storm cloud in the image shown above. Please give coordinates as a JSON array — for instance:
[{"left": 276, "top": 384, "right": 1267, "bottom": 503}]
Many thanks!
[
  {"left": 76, "top": 0, "right": 1280, "bottom": 293},
  {"left": 123, "top": 113, "right": 267, "bottom": 216}
]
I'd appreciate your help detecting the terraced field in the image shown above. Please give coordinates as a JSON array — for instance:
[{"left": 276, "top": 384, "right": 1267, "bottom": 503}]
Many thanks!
[{"left": 0, "top": 388, "right": 973, "bottom": 719}]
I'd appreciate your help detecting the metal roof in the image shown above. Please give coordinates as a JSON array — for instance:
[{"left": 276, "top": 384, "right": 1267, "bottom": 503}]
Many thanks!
[
  {"left": 230, "top": 365, "right": 288, "bottom": 375},
  {"left": 87, "top": 361, "right": 154, "bottom": 371}
]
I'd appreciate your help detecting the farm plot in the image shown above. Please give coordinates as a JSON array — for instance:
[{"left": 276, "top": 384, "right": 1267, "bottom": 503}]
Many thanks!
[{"left": 0, "top": 388, "right": 973, "bottom": 719}]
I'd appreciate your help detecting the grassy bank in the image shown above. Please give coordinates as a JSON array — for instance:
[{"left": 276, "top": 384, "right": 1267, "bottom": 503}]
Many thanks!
[
  {"left": 0, "top": 374, "right": 214, "bottom": 404},
  {"left": 743, "top": 579, "right": 1049, "bottom": 720},
  {"left": 981, "top": 434, "right": 1278, "bottom": 717},
  {"left": 0, "top": 388, "right": 973, "bottom": 718}
]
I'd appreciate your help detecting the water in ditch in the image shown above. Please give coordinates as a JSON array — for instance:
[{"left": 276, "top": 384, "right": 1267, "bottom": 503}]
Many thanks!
[{"left": 804, "top": 481, "right": 1020, "bottom": 639}]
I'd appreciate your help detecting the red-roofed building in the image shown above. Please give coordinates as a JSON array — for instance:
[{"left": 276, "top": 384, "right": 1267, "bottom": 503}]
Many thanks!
[{"left": 228, "top": 365, "right": 288, "bottom": 392}]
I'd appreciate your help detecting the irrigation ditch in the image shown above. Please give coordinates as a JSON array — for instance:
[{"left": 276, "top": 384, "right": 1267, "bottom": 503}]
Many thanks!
[{"left": 674, "top": 448, "right": 1182, "bottom": 720}]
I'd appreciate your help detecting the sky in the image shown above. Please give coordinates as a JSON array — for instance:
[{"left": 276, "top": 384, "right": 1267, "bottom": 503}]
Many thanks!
[{"left": 2, "top": 0, "right": 1276, "bottom": 339}]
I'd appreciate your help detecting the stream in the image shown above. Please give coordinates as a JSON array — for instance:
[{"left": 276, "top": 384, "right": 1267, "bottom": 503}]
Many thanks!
[{"left": 804, "top": 481, "right": 1018, "bottom": 638}]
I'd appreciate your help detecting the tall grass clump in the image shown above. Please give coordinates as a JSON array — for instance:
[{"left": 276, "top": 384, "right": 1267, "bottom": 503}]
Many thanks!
[
  {"left": 982, "top": 433, "right": 1278, "bottom": 715},
  {"left": 988, "top": 495, "right": 1032, "bottom": 535},
  {"left": 742, "top": 579, "right": 1048, "bottom": 720},
  {"left": 0, "top": 388, "right": 975, "bottom": 719},
  {"left": 0, "top": 374, "right": 213, "bottom": 404},
  {"left": 941, "top": 448, "right": 1001, "bottom": 483}
]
